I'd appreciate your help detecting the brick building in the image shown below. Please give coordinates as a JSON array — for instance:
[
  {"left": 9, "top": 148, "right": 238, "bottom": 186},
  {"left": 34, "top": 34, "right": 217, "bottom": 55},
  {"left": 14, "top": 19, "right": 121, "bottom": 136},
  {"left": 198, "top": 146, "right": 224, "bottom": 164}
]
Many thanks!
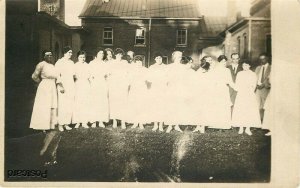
[
  {"left": 219, "top": 0, "right": 271, "bottom": 66},
  {"left": 79, "top": 0, "right": 209, "bottom": 66},
  {"left": 6, "top": 0, "right": 86, "bottom": 137}
]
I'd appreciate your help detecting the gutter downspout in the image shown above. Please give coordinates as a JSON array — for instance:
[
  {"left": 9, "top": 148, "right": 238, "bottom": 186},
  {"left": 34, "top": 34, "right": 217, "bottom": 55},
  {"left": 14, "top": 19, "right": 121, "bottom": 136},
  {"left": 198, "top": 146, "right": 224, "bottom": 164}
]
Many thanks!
[
  {"left": 148, "top": 18, "right": 152, "bottom": 67},
  {"left": 248, "top": 19, "right": 252, "bottom": 62}
]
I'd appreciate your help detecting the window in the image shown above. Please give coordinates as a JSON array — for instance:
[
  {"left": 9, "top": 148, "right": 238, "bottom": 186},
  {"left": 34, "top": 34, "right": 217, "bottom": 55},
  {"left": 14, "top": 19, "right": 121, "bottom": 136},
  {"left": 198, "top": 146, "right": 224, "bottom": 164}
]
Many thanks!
[
  {"left": 135, "top": 28, "right": 146, "bottom": 45},
  {"left": 103, "top": 27, "right": 113, "bottom": 46},
  {"left": 243, "top": 33, "right": 247, "bottom": 58},
  {"left": 176, "top": 29, "right": 187, "bottom": 46}
]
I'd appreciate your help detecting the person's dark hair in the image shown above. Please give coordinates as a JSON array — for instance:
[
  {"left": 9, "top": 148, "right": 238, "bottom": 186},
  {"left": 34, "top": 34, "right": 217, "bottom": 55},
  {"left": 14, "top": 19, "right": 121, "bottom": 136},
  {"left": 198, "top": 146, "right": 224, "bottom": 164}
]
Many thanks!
[
  {"left": 123, "top": 54, "right": 131, "bottom": 63},
  {"left": 63, "top": 46, "right": 72, "bottom": 54},
  {"left": 231, "top": 52, "right": 239, "bottom": 59},
  {"left": 218, "top": 55, "right": 228, "bottom": 62},
  {"left": 200, "top": 57, "right": 210, "bottom": 71},
  {"left": 134, "top": 56, "right": 143, "bottom": 62},
  {"left": 241, "top": 59, "right": 250, "bottom": 65},
  {"left": 186, "top": 56, "right": 193, "bottom": 63},
  {"left": 154, "top": 52, "right": 163, "bottom": 58},
  {"left": 96, "top": 47, "right": 106, "bottom": 60},
  {"left": 41, "top": 50, "right": 52, "bottom": 60},
  {"left": 77, "top": 50, "right": 86, "bottom": 58},
  {"left": 114, "top": 48, "right": 125, "bottom": 56}
]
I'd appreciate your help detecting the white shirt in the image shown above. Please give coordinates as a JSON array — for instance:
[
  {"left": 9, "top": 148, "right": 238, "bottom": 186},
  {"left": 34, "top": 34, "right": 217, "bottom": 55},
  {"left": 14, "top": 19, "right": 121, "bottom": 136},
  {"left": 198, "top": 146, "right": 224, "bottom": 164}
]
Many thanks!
[{"left": 257, "top": 63, "right": 269, "bottom": 85}]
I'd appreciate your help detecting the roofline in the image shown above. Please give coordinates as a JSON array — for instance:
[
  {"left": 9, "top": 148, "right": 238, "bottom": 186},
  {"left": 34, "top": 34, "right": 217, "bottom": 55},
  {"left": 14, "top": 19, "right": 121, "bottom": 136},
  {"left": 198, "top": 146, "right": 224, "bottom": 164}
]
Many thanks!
[
  {"left": 219, "top": 17, "right": 271, "bottom": 36},
  {"left": 79, "top": 16, "right": 203, "bottom": 20}
]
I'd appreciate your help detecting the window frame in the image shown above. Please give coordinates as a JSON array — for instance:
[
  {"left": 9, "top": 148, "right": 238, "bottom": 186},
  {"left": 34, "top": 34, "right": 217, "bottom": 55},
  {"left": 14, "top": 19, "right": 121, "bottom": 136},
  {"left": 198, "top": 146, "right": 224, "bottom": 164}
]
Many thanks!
[
  {"left": 103, "top": 27, "right": 113, "bottom": 46},
  {"left": 176, "top": 29, "right": 188, "bottom": 47},
  {"left": 135, "top": 27, "right": 146, "bottom": 46}
]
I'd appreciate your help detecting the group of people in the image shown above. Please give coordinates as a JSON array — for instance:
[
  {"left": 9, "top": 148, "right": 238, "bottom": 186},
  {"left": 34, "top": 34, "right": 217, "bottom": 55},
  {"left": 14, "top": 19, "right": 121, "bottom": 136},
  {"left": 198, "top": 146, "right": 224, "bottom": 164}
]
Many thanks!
[{"left": 29, "top": 46, "right": 272, "bottom": 136}]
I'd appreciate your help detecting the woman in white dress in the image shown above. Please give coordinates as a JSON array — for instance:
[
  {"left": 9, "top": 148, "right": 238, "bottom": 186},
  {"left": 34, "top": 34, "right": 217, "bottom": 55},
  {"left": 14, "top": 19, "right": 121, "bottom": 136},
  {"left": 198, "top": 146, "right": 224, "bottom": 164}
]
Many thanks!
[
  {"left": 107, "top": 48, "right": 129, "bottom": 129},
  {"left": 73, "top": 50, "right": 92, "bottom": 128},
  {"left": 149, "top": 53, "right": 167, "bottom": 132},
  {"left": 165, "top": 51, "right": 185, "bottom": 133},
  {"left": 192, "top": 57, "right": 212, "bottom": 133},
  {"left": 231, "top": 60, "right": 262, "bottom": 135},
  {"left": 55, "top": 46, "right": 76, "bottom": 132},
  {"left": 30, "top": 51, "right": 58, "bottom": 131},
  {"left": 207, "top": 55, "right": 234, "bottom": 130},
  {"left": 89, "top": 48, "right": 110, "bottom": 128},
  {"left": 127, "top": 56, "right": 148, "bottom": 129}
]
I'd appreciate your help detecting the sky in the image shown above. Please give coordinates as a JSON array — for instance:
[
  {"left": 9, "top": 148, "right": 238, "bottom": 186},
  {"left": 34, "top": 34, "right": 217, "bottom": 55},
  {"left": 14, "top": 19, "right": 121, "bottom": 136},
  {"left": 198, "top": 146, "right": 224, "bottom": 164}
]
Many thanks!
[{"left": 65, "top": 0, "right": 250, "bottom": 26}]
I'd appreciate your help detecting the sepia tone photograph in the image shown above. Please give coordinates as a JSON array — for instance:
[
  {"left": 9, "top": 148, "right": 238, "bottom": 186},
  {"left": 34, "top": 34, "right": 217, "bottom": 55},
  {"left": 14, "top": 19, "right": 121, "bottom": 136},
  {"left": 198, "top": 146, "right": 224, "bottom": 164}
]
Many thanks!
[{"left": 2, "top": 0, "right": 299, "bottom": 186}]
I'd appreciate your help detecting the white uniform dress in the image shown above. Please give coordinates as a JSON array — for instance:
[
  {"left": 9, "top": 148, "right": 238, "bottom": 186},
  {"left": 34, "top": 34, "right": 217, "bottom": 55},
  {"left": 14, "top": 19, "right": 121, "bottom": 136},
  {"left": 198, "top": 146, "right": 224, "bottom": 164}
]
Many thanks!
[
  {"left": 165, "top": 62, "right": 187, "bottom": 125},
  {"left": 231, "top": 70, "right": 262, "bottom": 127},
  {"left": 107, "top": 59, "right": 129, "bottom": 120},
  {"left": 207, "top": 66, "right": 232, "bottom": 129},
  {"left": 72, "top": 61, "right": 92, "bottom": 124},
  {"left": 126, "top": 63, "right": 149, "bottom": 124},
  {"left": 89, "top": 59, "right": 109, "bottom": 122},
  {"left": 55, "top": 58, "right": 75, "bottom": 125},
  {"left": 148, "top": 63, "right": 168, "bottom": 123},
  {"left": 30, "top": 61, "right": 58, "bottom": 130}
]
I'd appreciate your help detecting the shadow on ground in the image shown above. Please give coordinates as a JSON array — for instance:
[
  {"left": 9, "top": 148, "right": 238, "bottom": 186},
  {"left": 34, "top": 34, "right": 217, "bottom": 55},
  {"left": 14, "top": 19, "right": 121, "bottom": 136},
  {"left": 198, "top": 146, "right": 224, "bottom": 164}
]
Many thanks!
[{"left": 5, "top": 126, "right": 271, "bottom": 182}]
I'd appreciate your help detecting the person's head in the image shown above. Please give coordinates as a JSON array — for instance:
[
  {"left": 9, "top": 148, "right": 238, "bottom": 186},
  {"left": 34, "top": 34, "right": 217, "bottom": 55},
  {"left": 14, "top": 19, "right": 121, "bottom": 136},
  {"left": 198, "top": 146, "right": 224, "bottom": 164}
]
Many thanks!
[
  {"left": 203, "top": 56, "right": 213, "bottom": 65},
  {"left": 200, "top": 57, "right": 210, "bottom": 71},
  {"left": 77, "top": 50, "right": 86, "bottom": 63},
  {"left": 96, "top": 48, "right": 105, "bottom": 60},
  {"left": 134, "top": 56, "right": 143, "bottom": 67},
  {"left": 127, "top": 50, "right": 134, "bottom": 59},
  {"left": 217, "top": 55, "right": 228, "bottom": 66},
  {"left": 105, "top": 48, "right": 114, "bottom": 60},
  {"left": 42, "top": 50, "right": 53, "bottom": 64},
  {"left": 172, "top": 51, "right": 183, "bottom": 62},
  {"left": 114, "top": 48, "right": 125, "bottom": 60},
  {"left": 154, "top": 52, "right": 163, "bottom": 64},
  {"left": 185, "top": 56, "right": 193, "bottom": 64},
  {"left": 63, "top": 46, "right": 72, "bottom": 59},
  {"left": 231, "top": 53, "right": 240, "bottom": 64},
  {"left": 259, "top": 53, "right": 269, "bottom": 65},
  {"left": 241, "top": 59, "right": 251, "bottom": 71}
]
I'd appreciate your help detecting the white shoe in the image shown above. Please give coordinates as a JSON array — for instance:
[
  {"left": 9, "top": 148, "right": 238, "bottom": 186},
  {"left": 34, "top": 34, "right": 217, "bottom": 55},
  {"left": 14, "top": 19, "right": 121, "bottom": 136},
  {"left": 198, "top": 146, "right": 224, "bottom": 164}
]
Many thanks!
[
  {"left": 238, "top": 127, "right": 244, "bottom": 134},
  {"left": 193, "top": 126, "right": 201, "bottom": 133},
  {"left": 65, "top": 125, "right": 72, "bottom": 130},
  {"left": 58, "top": 125, "right": 64, "bottom": 132},
  {"left": 99, "top": 122, "right": 106, "bottom": 128},
  {"left": 152, "top": 124, "right": 158, "bottom": 131},
  {"left": 74, "top": 123, "right": 80, "bottom": 129},
  {"left": 200, "top": 126, "right": 205, "bottom": 134},
  {"left": 159, "top": 124, "right": 164, "bottom": 132},
  {"left": 91, "top": 122, "right": 97, "bottom": 128},
  {"left": 166, "top": 125, "right": 173, "bottom": 133},
  {"left": 174, "top": 125, "right": 183, "bottom": 132},
  {"left": 121, "top": 123, "right": 126, "bottom": 129},
  {"left": 112, "top": 120, "right": 118, "bottom": 128},
  {"left": 245, "top": 128, "right": 252, "bottom": 136},
  {"left": 131, "top": 123, "right": 138, "bottom": 129},
  {"left": 82, "top": 123, "right": 89, "bottom": 129}
]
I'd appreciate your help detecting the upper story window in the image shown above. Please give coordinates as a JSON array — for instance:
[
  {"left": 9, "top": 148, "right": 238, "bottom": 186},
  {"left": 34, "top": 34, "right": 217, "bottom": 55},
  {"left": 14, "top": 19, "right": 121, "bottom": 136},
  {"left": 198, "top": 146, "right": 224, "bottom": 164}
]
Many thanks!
[
  {"left": 135, "top": 28, "right": 146, "bottom": 45},
  {"left": 176, "top": 29, "right": 187, "bottom": 46},
  {"left": 103, "top": 27, "right": 113, "bottom": 46}
]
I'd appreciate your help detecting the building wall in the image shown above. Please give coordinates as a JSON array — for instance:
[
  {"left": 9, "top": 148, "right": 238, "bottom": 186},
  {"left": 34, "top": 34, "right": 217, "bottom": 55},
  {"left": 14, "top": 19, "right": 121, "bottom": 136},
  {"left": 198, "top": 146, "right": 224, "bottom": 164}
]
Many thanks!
[{"left": 81, "top": 18, "right": 202, "bottom": 66}]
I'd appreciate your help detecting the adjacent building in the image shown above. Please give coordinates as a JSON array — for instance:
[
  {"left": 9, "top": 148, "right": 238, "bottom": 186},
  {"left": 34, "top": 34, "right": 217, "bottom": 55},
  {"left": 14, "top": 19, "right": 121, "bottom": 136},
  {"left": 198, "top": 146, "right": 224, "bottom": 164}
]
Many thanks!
[{"left": 219, "top": 0, "right": 271, "bottom": 66}]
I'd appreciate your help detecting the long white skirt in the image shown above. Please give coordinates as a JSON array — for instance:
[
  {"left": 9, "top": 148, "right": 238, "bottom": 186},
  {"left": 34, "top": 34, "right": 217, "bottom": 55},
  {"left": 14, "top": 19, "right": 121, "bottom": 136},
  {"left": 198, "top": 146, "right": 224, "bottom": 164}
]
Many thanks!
[
  {"left": 90, "top": 78, "right": 109, "bottom": 122},
  {"left": 57, "top": 80, "right": 75, "bottom": 125},
  {"left": 30, "top": 79, "right": 57, "bottom": 130},
  {"left": 72, "top": 80, "right": 92, "bottom": 124},
  {"left": 232, "top": 89, "right": 262, "bottom": 128}
]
